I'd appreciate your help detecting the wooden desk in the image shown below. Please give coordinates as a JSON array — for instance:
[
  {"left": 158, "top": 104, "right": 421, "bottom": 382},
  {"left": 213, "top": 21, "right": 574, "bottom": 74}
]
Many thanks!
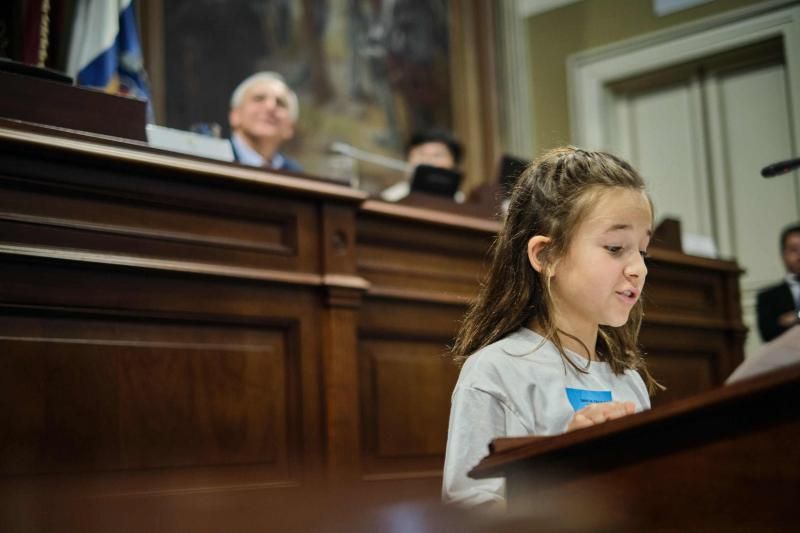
[
  {"left": 0, "top": 119, "right": 746, "bottom": 523},
  {"left": 0, "top": 120, "right": 368, "bottom": 491},
  {"left": 356, "top": 200, "right": 497, "bottom": 482},
  {"left": 471, "top": 364, "right": 800, "bottom": 531}
]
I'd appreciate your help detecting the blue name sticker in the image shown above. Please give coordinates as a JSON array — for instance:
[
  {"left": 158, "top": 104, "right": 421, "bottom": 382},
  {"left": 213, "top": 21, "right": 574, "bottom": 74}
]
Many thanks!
[{"left": 565, "top": 388, "right": 613, "bottom": 411}]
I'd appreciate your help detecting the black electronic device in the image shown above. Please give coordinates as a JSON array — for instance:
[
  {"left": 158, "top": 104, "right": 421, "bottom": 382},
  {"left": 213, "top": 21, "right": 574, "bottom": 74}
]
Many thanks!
[{"left": 410, "top": 164, "right": 462, "bottom": 198}]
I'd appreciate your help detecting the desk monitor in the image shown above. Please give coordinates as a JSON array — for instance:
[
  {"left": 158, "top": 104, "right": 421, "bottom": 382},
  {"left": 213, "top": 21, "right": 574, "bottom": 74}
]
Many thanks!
[{"left": 410, "top": 164, "right": 462, "bottom": 197}]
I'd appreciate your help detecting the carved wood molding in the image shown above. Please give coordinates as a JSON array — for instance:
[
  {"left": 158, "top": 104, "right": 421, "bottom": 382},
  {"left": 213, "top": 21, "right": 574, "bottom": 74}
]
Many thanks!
[
  {"left": 0, "top": 126, "right": 368, "bottom": 202},
  {"left": 361, "top": 199, "right": 500, "bottom": 233},
  {"left": 0, "top": 244, "right": 366, "bottom": 291}
]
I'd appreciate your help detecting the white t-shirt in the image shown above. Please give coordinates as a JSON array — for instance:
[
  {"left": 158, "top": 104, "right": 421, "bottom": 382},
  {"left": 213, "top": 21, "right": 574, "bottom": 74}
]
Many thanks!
[{"left": 441, "top": 327, "right": 651, "bottom": 507}]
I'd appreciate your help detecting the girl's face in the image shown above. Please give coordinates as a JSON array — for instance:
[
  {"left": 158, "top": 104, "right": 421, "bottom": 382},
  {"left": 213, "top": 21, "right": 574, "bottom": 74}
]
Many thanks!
[{"left": 549, "top": 188, "right": 652, "bottom": 340}]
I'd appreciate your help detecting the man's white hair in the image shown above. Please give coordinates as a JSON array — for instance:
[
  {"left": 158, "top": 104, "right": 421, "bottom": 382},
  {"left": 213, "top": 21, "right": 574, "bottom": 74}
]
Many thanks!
[{"left": 229, "top": 71, "right": 299, "bottom": 122}]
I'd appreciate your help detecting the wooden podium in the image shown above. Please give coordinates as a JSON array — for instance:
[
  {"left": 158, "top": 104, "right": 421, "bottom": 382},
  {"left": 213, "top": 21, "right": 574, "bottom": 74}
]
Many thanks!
[
  {"left": 470, "top": 364, "right": 800, "bottom": 531},
  {"left": 0, "top": 77, "right": 749, "bottom": 530}
]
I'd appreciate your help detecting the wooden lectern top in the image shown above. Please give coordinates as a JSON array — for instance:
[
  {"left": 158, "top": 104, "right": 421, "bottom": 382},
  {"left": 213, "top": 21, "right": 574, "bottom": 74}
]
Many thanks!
[
  {"left": 469, "top": 363, "right": 800, "bottom": 530},
  {"left": 472, "top": 362, "right": 800, "bottom": 478}
]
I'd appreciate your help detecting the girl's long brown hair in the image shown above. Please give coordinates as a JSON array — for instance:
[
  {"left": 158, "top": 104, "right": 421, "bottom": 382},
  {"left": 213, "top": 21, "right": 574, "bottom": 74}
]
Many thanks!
[{"left": 452, "top": 147, "right": 662, "bottom": 394}]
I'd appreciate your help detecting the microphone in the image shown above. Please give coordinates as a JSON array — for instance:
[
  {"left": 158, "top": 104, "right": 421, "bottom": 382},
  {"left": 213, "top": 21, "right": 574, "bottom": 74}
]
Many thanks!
[
  {"left": 329, "top": 141, "right": 406, "bottom": 172},
  {"left": 761, "top": 158, "right": 800, "bottom": 178}
]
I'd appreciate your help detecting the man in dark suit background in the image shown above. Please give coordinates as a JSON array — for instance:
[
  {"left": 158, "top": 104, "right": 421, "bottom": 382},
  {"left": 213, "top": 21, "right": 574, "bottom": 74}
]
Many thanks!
[
  {"left": 228, "top": 71, "right": 302, "bottom": 172},
  {"left": 379, "top": 129, "right": 463, "bottom": 202},
  {"left": 757, "top": 223, "right": 800, "bottom": 342}
]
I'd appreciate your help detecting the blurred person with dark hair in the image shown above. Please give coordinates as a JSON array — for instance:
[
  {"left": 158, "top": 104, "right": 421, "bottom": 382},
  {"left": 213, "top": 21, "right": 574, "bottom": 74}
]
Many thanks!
[
  {"left": 381, "top": 128, "right": 462, "bottom": 201},
  {"left": 757, "top": 223, "right": 800, "bottom": 342}
]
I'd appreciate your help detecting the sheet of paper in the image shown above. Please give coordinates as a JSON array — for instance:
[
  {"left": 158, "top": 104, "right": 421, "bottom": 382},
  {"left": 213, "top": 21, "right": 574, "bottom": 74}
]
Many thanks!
[{"left": 725, "top": 326, "right": 800, "bottom": 384}]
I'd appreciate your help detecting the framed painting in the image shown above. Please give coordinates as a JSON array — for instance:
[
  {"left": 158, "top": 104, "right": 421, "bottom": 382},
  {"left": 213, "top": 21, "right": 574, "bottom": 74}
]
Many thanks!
[{"left": 140, "top": 0, "right": 498, "bottom": 193}]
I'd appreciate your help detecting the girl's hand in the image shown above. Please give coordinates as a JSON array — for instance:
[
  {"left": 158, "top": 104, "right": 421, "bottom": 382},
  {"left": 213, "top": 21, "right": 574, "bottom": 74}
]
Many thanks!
[{"left": 567, "top": 401, "right": 636, "bottom": 432}]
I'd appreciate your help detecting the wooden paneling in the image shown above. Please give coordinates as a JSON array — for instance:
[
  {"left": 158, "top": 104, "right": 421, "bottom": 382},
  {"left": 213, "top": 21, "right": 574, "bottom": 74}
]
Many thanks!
[
  {"left": 641, "top": 323, "right": 733, "bottom": 404},
  {"left": 359, "top": 298, "right": 467, "bottom": 339},
  {"left": 0, "top": 255, "right": 321, "bottom": 484},
  {"left": 0, "top": 120, "right": 366, "bottom": 504},
  {"left": 0, "top": 115, "right": 747, "bottom": 528},
  {"left": 0, "top": 148, "right": 320, "bottom": 274},
  {"left": 361, "top": 340, "right": 459, "bottom": 454},
  {"left": 356, "top": 202, "right": 495, "bottom": 481},
  {"left": 645, "top": 259, "right": 731, "bottom": 322},
  {"left": 357, "top": 201, "right": 495, "bottom": 303},
  {"left": 1, "top": 319, "right": 290, "bottom": 473},
  {"left": 642, "top": 248, "right": 745, "bottom": 403}
]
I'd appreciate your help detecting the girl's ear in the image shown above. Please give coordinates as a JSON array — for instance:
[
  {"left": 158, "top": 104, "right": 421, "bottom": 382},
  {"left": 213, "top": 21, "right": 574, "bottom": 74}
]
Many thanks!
[{"left": 527, "top": 235, "right": 551, "bottom": 273}]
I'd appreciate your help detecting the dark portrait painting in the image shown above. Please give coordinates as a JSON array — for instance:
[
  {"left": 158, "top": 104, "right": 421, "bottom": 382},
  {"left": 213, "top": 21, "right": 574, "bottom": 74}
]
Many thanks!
[{"left": 164, "top": 0, "right": 452, "bottom": 189}]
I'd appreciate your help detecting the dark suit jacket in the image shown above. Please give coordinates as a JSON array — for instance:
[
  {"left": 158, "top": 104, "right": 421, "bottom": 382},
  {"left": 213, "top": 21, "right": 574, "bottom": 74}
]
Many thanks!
[{"left": 756, "top": 281, "right": 796, "bottom": 342}]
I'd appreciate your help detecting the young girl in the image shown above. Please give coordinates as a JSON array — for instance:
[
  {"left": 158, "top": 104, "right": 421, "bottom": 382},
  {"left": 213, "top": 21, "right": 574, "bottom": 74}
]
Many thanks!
[{"left": 442, "top": 146, "right": 661, "bottom": 508}]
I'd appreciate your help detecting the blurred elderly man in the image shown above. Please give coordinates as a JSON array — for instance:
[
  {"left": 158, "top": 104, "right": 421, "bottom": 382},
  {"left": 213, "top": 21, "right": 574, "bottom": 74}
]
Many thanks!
[{"left": 228, "top": 71, "right": 302, "bottom": 172}]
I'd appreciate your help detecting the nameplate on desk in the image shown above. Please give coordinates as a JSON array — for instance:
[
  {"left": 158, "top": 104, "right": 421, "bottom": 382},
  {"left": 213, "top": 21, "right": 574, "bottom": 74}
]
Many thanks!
[{"left": 146, "top": 124, "right": 234, "bottom": 162}]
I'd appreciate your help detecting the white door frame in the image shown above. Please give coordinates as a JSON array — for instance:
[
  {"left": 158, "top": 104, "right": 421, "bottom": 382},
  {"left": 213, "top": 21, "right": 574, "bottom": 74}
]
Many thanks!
[
  {"left": 568, "top": 0, "right": 800, "bottom": 157},
  {"left": 568, "top": 0, "right": 800, "bottom": 357}
]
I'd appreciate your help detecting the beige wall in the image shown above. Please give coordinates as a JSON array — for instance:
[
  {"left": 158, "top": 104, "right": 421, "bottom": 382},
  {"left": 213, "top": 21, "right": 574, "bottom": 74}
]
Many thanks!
[{"left": 527, "top": 0, "right": 766, "bottom": 155}]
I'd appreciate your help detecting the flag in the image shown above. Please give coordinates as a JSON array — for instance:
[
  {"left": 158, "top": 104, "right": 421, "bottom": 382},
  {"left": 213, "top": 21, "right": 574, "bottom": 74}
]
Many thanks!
[{"left": 66, "top": 0, "right": 152, "bottom": 118}]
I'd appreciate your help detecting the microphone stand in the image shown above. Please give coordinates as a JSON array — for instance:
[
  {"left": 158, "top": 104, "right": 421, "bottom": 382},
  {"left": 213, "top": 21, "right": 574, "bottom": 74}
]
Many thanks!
[{"left": 329, "top": 141, "right": 407, "bottom": 173}]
